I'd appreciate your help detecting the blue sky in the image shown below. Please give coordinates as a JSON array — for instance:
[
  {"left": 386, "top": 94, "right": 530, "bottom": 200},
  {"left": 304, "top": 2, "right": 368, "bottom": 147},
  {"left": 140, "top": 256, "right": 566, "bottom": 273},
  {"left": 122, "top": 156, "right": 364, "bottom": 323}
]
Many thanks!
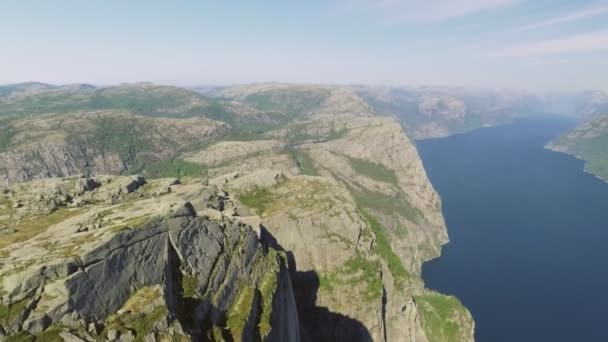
[{"left": 1, "top": 0, "right": 607, "bottom": 91}]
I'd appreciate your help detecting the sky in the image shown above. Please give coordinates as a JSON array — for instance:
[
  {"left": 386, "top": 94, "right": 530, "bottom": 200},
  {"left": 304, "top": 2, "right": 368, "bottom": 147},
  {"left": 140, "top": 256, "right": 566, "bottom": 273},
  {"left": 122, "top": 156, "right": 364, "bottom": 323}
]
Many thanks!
[{"left": 1, "top": 0, "right": 607, "bottom": 91}]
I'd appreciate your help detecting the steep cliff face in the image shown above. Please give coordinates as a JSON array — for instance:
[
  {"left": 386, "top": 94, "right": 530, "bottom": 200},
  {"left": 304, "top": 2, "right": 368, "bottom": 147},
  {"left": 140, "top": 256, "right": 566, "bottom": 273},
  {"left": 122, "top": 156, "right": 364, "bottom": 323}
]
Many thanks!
[
  {"left": 0, "top": 175, "right": 299, "bottom": 341},
  {"left": 0, "top": 112, "right": 227, "bottom": 186},
  {"left": 203, "top": 84, "right": 473, "bottom": 341},
  {"left": 227, "top": 173, "right": 428, "bottom": 342},
  {"left": 0, "top": 82, "right": 474, "bottom": 341}
]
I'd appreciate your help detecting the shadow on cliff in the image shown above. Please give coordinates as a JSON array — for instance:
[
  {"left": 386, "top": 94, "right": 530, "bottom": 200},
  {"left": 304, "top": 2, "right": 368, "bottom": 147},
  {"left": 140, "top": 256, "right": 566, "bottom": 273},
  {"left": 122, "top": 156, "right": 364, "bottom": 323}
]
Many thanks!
[{"left": 260, "top": 226, "right": 373, "bottom": 342}]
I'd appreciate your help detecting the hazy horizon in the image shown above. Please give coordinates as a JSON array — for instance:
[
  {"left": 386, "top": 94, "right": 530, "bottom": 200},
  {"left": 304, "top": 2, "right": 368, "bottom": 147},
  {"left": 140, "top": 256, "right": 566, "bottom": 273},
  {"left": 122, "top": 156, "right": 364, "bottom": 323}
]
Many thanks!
[{"left": 2, "top": 1, "right": 607, "bottom": 91}]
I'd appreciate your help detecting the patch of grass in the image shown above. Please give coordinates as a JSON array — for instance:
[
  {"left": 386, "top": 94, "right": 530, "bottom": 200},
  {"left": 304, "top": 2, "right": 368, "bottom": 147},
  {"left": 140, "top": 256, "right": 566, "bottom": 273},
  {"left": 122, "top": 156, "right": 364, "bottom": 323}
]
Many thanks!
[
  {"left": 130, "top": 306, "right": 167, "bottom": 342},
  {"left": 342, "top": 256, "right": 383, "bottom": 300},
  {"left": 287, "top": 147, "right": 317, "bottom": 176},
  {"left": 360, "top": 209, "right": 409, "bottom": 284},
  {"left": 0, "top": 208, "right": 84, "bottom": 249},
  {"left": 415, "top": 293, "right": 471, "bottom": 342},
  {"left": 0, "top": 297, "right": 30, "bottom": 326},
  {"left": 346, "top": 156, "right": 399, "bottom": 185},
  {"left": 258, "top": 250, "right": 280, "bottom": 338},
  {"left": 258, "top": 270, "right": 277, "bottom": 338},
  {"left": 318, "top": 273, "right": 338, "bottom": 292},
  {"left": 221, "top": 129, "right": 271, "bottom": 142},
  {"left": 3, "top": 332, "right": 34, "bottom": 342},
  {"left": 238, "top": 187, "right": 275, "bottom": 215},
  {"left": 104, "top": 287, "right": 167, "bottom": 342},
  {"left": 349, "top": 183, "right": 420, "bottom": 224},
  {"left": 227, "top": 286, "right": 256, "bottom": 341},
  {"left": 182, "top": 274, "right": 199, "bottom": 298},
  {"left": 317, "top": 254, "right": 383, "bottom": 302},
  {"left": 34, "top": 325, "right": 63, "bottom": 341}
]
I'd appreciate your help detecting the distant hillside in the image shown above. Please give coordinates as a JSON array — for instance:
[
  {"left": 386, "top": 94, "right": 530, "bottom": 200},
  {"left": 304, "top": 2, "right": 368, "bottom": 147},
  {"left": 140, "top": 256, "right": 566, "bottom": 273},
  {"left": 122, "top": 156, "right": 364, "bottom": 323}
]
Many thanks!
[
  {"left": 547, "top": 112, "right": 608, "bottom": 180},
  {"left": 353, "top": 86, "right": 545, "bottom": 139}
]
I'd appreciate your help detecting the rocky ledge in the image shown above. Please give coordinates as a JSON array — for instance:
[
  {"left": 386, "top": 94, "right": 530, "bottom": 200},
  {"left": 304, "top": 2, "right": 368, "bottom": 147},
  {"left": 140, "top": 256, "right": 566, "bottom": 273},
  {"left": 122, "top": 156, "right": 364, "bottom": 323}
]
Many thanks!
[{"left": 0, "top": 174, "right": 299, "bottom": 341}]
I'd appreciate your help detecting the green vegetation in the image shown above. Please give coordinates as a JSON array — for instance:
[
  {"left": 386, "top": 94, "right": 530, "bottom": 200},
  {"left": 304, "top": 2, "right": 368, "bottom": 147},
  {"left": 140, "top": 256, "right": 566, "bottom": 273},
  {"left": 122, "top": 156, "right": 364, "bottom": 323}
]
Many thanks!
[
  {"left": 244, "top": 88, "right": 330, "bottom": 120},
  {"left": 287, "top": 147, "right": 317, "bottom": 176},
  {"left": 258, "top": 249, "right": 280, "bottom": 338},
  {"left": 342, "top": 256, "right": 383, "bottom": 300},
  {"left": 104, "top": 287, "right": 167, "bottom": 342},
  {"left": 360, "top": 209, "right": 409, "bottom": 284},
  {"left": 415, "top": 293, "right": 471, "bottom": 342},
  {"left": 89, "top": 89, "right": 191, "bottom": 116},
  {"left": 258, "top": 269, "right": 278, "bottom": 338},
  {"left": 238, "top": 187, "right": 275, "bottom": 215},
  {"left": 130, "top": 306, "right": 167, "bottom": 342},
  {"left": 0, "top": 297, "right": 30, "bottom": 327},
  {"left": 318, "top": 254, "right": 383, "bottom": 302},
  {"left": 351, "top": 187, "right": 420, "bottom": 224},
  {"left": 34, "top": 325, "right": 63, "bottom": 341},
  {"left": 0, "top": 208, "right": 84, "bottom": 249},
  {"left": 0, "top": 121, "right": 14, "bottom": 152},
  {"left": 0, "top": 84, "right": 229, "bottom": 121},
  {"left": 3, "top": 332, "right": 34, "bottom": 342},
  {"left": 221, "top": 129, "right": 270, "bottom": 142},
  {"left": 93, "top": 117, "right": 148, "bottom": 162},
  {"left": 238, "top": 179, "right": 336, "bottom": 217},
  {"left": 182, "top": 274, "right": 199, "bottom": 298},
  {"left": 566, "top": 131, "right": 608, "bottom": 180},
  {"left": 227, "top": 286, "right": 256, "bottom": 341},
  {"left": 346, "top": 156, "right": 399, "bottom": 185}
]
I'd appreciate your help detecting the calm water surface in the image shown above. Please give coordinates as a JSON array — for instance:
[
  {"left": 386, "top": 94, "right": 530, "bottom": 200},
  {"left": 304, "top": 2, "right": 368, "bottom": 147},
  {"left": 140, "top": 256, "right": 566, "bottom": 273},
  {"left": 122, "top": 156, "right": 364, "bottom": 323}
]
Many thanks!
[{"left": 418, "top": 118, "right": 608, "bottom": 342}]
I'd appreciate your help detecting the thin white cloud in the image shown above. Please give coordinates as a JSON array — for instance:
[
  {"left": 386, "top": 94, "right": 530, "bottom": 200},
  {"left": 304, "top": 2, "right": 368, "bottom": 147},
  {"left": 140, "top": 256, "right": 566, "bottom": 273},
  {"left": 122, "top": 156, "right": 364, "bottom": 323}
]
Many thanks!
[
  {"left": 338, "top": 0, "right": 520, "bottom": 22},
  {"left": 494, "top": 31, "right": 608, "bottom": 57},
  {"left": 515, "top": 3, "right": 608, "bottom": 32}
]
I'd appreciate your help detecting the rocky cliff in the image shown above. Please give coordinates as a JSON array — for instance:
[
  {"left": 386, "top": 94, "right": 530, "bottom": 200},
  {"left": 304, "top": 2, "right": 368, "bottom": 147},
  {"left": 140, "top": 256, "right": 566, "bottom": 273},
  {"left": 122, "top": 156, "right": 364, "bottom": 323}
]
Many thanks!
[
  {"left": 0, "top": 175, "right": 300, "bottom": 341},
  {"left": 0, "top": 82, "right": 474, "bottom": 341}
]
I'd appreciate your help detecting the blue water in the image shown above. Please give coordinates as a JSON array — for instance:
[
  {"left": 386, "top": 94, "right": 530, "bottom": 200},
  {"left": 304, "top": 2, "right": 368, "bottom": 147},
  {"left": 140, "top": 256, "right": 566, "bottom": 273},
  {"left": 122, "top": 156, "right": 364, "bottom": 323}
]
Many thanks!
[{"left": 418, "top": 117, "right": 608, "bottom": 342}]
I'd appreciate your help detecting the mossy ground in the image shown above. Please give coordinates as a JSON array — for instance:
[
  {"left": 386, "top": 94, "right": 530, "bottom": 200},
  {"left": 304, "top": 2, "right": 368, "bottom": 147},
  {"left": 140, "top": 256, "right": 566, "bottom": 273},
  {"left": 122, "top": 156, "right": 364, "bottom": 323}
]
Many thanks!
[
  {"left": 0, "top": 297, "right": 30, "bottom": 327},
  {"left": 287, "top": 147, "right": 317, "bottom": 176},
  {"left": 181, "top": 274, "right": 199, "bottom": 298},
  {"left": 319, "top": 255, "right": 383, "bottom": 302},
  {"left": 237, "top": 178, "right": 345, "bottom": 218},
  {"left": 104, "top": 286, "right": 167, "bottom": 342},
  {"left": 345, "top": 155, "right": 399, "bottom": 185},
  {"left": 258, "top": 250, "right": 280, "bottom": 338},
  {"left": 0, "top": 208, "right": 85, "bottom": 249},
  {"left": 226, "top": 286, "right": 256, "bottom": 341},
  {"left": 360, "top": 209, "right": 409, "bottom": 284},
  {"left": 415, "top": 292, "right": 472, "bottom": 342}
]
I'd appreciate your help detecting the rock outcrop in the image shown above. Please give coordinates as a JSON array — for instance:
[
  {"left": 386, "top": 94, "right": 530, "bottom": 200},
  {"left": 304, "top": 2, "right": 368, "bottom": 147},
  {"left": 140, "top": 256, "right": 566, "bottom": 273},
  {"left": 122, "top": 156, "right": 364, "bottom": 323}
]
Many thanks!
[
  {"left": 0, "top": 175, "right": 300, "bottom": 341},
  {"left": 0, "top": 112, "right": 228, "bottom": 186}
]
